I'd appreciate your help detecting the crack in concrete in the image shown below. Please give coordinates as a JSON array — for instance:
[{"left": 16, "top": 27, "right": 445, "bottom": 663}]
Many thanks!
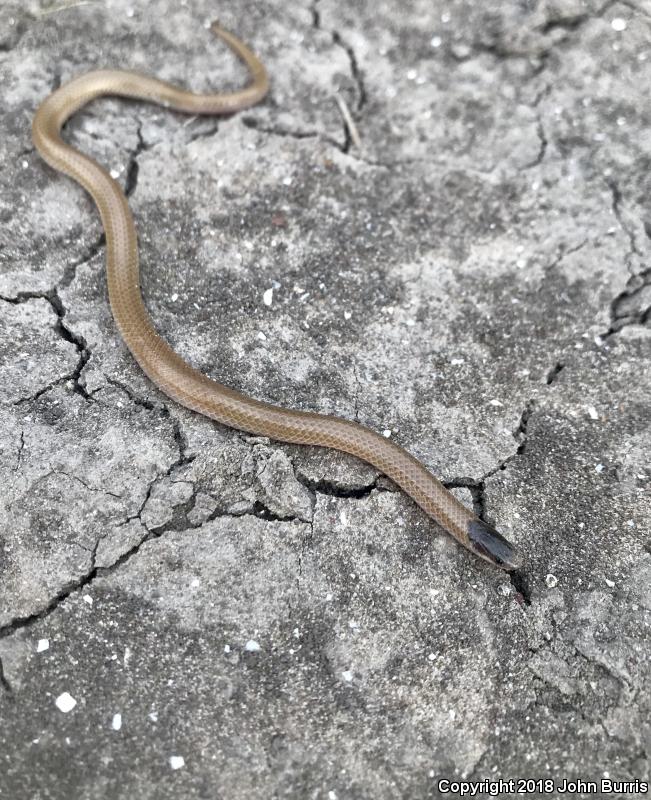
[
  {"left": 0, "top": 655, "right": 13, "bottom": 696},
  {"left": 1, "top": 289, "right": 92, "bottom": 403},
  {"left": 604, "top": 267, "right": 651, "bottom": 335},
  {"left": 241, "top": 116, "right": 340, "bottom": 148},
  {"left": 522, "top": 118, "right": 548, "bottom": 169},
  {"left": 606, "top": 178, "right": 642, "bottom": 264},
  {"left": 59, "top": 231, "right": 105, "bottom": 290}
]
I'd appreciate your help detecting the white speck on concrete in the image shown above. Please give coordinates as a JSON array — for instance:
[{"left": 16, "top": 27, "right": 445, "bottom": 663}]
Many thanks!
[
  {"left": 55, "top": 692, "right": 77, "bottom": 713},
  {"left": 611, "top": 17, "right": 627, "bottom": 31},
  {"left": 587, "top": 406, "right": 599, "bottom": 420},
  {"left": 224, "top": 644, "right": 231, "bottom": 654},
  {"left": 450, "top": 358, "right": 464, "bottom": 365},
  {"left": 257, "top": 331, "right": 267, "bottom": 341},
  {"left": 263, "top": 288, "right": 273, "bottom": 306},
  {"left": 545, "top": 573, "right": 558, "bottom": 589},
  {"left": 343, "top": 310, "right": 352, "bottom": 320},
  {"left": 430, "top": 35, "right": 442, "bottom": 48},
  {"left": 82, "top": 594, "right": 93, "bottom": 606},
  {"left": 245, "top": 640, "right": 261, "bottom": 652},
  {"left": 36, "top": 638, "right": 49, "bottom": 653},
  {"left": 171, "top": 293, "right": 178, "bottom": 302},
  {"left": 341, "top": 670, "right": 354, "bottom": 682},
  {"left": 382, "top": 429, "right": 392, "bottom": 438},
  {"left": 489, "top": 399, "right": 503, "bottom": 407},
  {"left": 169, "top": 755, "right": 185, "bottom": 770},
  {"left": 605, "top": 578, "right": 615, "bottom": 588},
  {"left": 112, "top": 713, "right": 122, "bottom": 731},
  {"left": 595, "top": 463, "right": 604, "bottom": 473},
  {"left": 149, "top": 711, "right": 158, "bottom": 722}
]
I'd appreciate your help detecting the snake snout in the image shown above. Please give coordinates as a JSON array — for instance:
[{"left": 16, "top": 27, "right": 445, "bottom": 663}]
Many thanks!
[{"left": 466, "top": 519, "right": 523, "bottom": 571}]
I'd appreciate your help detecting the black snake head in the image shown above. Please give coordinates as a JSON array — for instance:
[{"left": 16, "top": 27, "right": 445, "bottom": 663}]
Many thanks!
[{"left": 467, "top": 519, "right": 523, "bottom": 571}]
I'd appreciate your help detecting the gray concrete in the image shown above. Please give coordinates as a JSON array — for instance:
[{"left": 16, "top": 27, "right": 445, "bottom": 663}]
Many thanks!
[{"left": 1, "top": 0, "right": 649, "bottom": 797}]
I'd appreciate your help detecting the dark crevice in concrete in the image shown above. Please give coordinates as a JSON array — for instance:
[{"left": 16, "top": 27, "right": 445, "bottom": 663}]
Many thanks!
[
  {"left": 209, "top": 500, "right": 304, "bottom": 526},
  {"left": 124, "top": 123, "right": 148, "bottom": 198},
  {"left": 51, "top": 67, "right": 62, "bottom": 93},
  {"left": 241, "top": 116, "right": 338, "bottom": 147},
  {"left": 295, "top": 473, "right": 380, "bottom": 500},
  {"left": 508, "top": 569, "right": 532, "bottom": 605},
  {"left": 0, "top": 656, "right": 13, "bottom": 696},
  {"left": 0, "top": 533, "right": 149, "bottom": 642},
  {"left": 522, "top": 119, "right": 548, "bottom": 169},
  {"left": 2, "top": 289, "right": 92, "bottom": 402},
  {"left": 602, "top": 266, "right": 651, "bottom": 337},
  {"left": 606, "top": 178, "right": 641, "bottom": 259},
  {"left": 59, "top": 231, "right": 105, "bottom": 290},
  {"left": 546, "top": 361, "right": 565, "bottom": 385},
  {"left": 186, "top": 121, "right": 221, "bottom": 143},
  {"left": 331, "top": 31, "right": 367, "bottom": 113},
  {"left": 443, "top": 478, "right": 484, "bottom": 518},
  {"left": 14, "top": 431, "right": 25, "bottom": 471},
  {"left": 539, "top": 12, "right": 590, "bottom": 34},
  {"left": 482, "top": 400, "right": 536, "bottom": 485},
  {"left": 101, "top": 376, "right": 156, "bottom": 410}
]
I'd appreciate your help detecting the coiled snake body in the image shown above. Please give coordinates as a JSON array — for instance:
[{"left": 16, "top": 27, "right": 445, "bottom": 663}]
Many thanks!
[{"left": 32, "top": 23, "right": 522, "bottom": 571}]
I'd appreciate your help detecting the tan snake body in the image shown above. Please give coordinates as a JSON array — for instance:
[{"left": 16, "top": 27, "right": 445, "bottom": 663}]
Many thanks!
[{"left": 32, "top": 23, "right": 523, "bottom": 572}]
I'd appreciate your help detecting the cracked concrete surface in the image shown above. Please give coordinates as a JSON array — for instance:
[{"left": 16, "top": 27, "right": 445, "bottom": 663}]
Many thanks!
[{"left": 0, "top": 0, "right": 649, "bottom": 797}]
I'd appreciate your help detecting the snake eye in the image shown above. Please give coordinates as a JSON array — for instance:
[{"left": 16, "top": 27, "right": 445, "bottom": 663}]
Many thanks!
[{"left": 467, "top": 519, "right": 523, "bottom": 571}]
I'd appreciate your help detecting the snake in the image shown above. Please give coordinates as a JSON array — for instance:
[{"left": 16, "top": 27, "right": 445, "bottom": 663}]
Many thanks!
[{"left": 32, "top": 22, "right": 523, "bottom": 572}]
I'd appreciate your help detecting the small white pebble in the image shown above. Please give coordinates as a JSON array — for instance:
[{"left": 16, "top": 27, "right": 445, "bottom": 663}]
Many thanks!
[
  {"left": 22, "top": 160, "right": 29, "bottom": 169},
  {"left": 257, "top": 331, "right": 267, "bottom": 341},
  {"left": 149, "top": 711, "right": 158, "bottom": 722},
  {"left": 611, "top": 17, "right": 627, "bottom": 31},
  {"left": 382, "top": 429, "right": 392, "bottom": 438},
  {"left": 82, "top": 594, "right": 93, "bottom": 606},
  {"left": 190, "top": 578, "right": 200, "bottom": 588},
  {"left": 109, "top": 168, "right": 121, "bottom": 179},
  {"left": 605, "top": 578, "right": 615, "bottom": 588},
  {"left": 499, "top": 584, "right": 511, "bottom": 596},
  {"left": 545, "top": 573, "right": 558, "bottom": 588},
  {"left": 604, "top": 771, "right": 610, "bottom": 778},
  {"left": 348, "top": 620, "right": 359, "bottom": 630},
  {"left": 325, "top": 592, "right": 333, "bottom": 601},
  {"left": 169, "top": 756, "right": 185, "bottom": 770},
  {"left": 343, "top": 311, "right": 352, "bottom": 320},
  {"left": 112, "top": 713, "right": 122, "bottom": 731},
  {"left": 224, "top": 644, "right": 231, "bottom": 654},
  {"left": 595, "top": 463, "right": 604, "bottom": 473},
  {"left": 263, "top": 288, "right": 273, "bottom": 306},
  {"left": 587, "top": 406, "right": 599, "bottom": 420},
  {"left": 489, "top": 399, "right": 503, "bottom": 407},
  {"left": 450, "top": 358, "right": 464, "bottom": 365},
  {"left": 430, "top": 35, "right": 442, "bottom": 48},
  {"left": 245, "top": 640, "right": 261, "bottom": 652},
  {"left": 616, "top": 116, "right": 626, "bottom": 127},
  {"left": 428, "top": 653, "right": 436, "bottom": 661},
  {"left": 627, "top": 519, "right": 635, "bottom": 527},
  {"left": 341, "top": 670, "right": 353, "bottom": 682},
  {"left": 55, "top": 692, "right": 77, "bottom": 713},
  {"left": 36, "top": 639, "right": 49, "bottom": 653},
  {"left": 282, "top": 176, "right": 292, "bottom": 186},
  {"left": 170, "top": 293, "right": 178, "bottom": 302}
]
